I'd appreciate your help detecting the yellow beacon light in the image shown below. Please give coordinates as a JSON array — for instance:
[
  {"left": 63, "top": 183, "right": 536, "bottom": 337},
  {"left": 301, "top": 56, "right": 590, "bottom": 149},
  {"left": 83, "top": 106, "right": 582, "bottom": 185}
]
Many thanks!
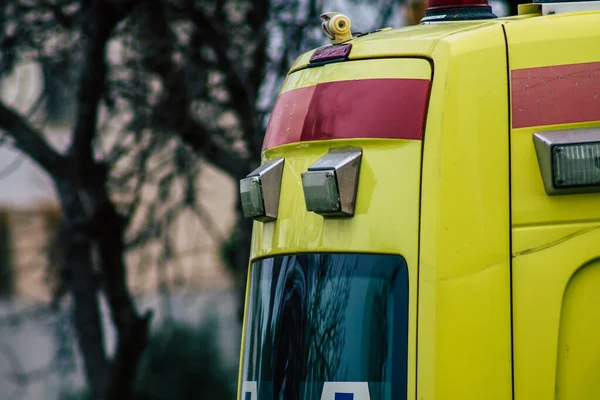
[{"left": 320, "top": 12, "right": 353, "bottom": 44}]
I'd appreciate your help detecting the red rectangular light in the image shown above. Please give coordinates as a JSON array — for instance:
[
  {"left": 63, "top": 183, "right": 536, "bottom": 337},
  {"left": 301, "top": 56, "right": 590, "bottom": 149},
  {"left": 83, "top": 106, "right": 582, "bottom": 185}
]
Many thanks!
[
  {"left": 309, "top": 44, "right": 352, "bottom": 63},
  {"left": 511, "top": 61, "right": 600, "bottom": 128},
  {"left": 262, "top": 78, "right": 431, "bottom": 151}
]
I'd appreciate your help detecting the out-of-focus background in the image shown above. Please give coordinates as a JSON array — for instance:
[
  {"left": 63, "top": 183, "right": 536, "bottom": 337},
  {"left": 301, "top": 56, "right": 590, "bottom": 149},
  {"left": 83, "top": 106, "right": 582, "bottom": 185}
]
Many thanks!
[{"left": 0, "top": 0, "right": 512, "bottom": 398}]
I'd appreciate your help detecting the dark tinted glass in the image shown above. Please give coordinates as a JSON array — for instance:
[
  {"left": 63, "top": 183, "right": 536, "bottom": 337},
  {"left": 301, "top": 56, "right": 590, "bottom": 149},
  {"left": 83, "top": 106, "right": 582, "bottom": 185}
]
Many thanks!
[{"left": 240, "top": 253, "right": 409, "bottom": 400}]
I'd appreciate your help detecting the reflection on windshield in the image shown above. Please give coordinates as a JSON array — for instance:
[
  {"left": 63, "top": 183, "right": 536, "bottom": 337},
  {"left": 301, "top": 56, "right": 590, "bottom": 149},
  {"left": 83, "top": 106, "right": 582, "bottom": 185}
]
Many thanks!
[{"left": 240, "top": 253, "right": 409, "bottom": 400}]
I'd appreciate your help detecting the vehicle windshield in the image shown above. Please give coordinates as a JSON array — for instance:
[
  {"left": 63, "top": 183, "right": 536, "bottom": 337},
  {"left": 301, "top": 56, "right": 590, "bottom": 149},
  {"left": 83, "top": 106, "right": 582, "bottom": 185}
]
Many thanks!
[{"left": 240, "top": 253, "right": 409, "bottom": 400}]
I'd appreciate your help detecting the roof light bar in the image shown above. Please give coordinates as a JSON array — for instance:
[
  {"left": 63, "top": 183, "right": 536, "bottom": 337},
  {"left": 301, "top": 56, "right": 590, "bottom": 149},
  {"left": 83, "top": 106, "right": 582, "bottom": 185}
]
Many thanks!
[
  {"left": 422, "top": 0, "right": 497, "bottom": 21},
  {"left": 427, "top": 0, "right": 491, "bottom": 9},
  {"left": 533, "top": 128, "right": 600, "bottom": 195},
  {"left": 240, "top": 158, "right": 285, "bottom": 222},
  {"left": 523, "top": 0, "right": 600, "bottom": 16},
  {"left": 301, "top": 148, "right": 362, "bottom": 217}
]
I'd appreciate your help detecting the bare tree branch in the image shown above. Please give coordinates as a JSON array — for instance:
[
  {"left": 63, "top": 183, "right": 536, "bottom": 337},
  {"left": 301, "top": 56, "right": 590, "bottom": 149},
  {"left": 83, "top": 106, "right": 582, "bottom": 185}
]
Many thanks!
[
  {"left": 135, "top": 1, "right": 249, "bottom": 176},
  {"left": 0, "top": 102, "right": 69, "bottom": 178},
  {"left": 69, "top": 0, "right": 124, "bottom": 178}
]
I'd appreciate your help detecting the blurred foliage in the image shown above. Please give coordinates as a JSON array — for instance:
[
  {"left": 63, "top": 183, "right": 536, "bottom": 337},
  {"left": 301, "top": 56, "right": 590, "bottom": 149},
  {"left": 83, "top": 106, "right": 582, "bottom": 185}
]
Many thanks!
[
  {"left": 59, "top": 317, "right": 236, "bottom": 400},
  {"left": 134, "top": 317, "right": 236, "bottom": 399},
  {"left": 58, "top": 388, "right": 90, "bottom": 400}
]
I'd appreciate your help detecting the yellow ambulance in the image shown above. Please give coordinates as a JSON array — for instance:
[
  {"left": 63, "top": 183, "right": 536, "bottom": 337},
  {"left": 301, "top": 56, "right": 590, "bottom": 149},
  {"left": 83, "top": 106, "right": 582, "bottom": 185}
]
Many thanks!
[{"left": 237, "top": 1, "right": 600, "bottom": 398}]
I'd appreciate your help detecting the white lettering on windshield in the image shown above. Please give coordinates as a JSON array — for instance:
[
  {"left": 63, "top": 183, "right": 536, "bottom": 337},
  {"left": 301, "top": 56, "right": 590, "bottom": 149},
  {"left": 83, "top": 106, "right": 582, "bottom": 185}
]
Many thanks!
[
  {"left": 242, "top": 381, "right": 258, "bottom": 400},
  {"left": 321, "top": 382, "right": 371, "bottom": 400}
]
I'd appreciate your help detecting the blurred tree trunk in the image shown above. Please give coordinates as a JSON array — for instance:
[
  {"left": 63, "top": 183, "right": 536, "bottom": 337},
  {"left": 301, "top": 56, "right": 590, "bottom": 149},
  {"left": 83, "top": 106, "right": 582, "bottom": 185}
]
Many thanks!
[
  {"left": 93, "top": 184, "right": 151, "bottom": 399},
  {"left": 0, "top": 209, "right": 13, "bottom": 297},
  {"left": 56, "top": 176, "right": 150, "bottom": 399},
  {"left": 55, "top": 181, "right": 109, "bottom": 398}
]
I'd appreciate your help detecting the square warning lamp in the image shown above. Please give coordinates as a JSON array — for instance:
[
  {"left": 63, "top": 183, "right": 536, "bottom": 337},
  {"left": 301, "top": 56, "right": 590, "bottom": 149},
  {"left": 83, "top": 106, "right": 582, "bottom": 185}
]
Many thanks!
[
  {"left": 301, "top": 148, "right": 362, "bottom": 217},
  {"left": 533, "top": 129, "right": 600, "bottom": 195},
  {"left": 301, "top": 169, "right": 341, "bottom": 213},
  {"left": 239, "top": 158, "right": 284, "bottom": 222},
  {"left": 240, "top": 176, "right": 264, "bottom": 217}
]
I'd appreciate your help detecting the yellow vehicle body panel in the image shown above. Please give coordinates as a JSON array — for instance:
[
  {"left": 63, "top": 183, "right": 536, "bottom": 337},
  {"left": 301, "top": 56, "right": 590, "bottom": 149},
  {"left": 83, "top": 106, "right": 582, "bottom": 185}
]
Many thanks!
[
  {"left": 417, "top": 23, "right": 511, "bottom": 400},
  {"left": 282, "top": 58, "right": 431, "bottom": 93},
  {"left": 507, "top": 13, "right": 600, "bottom": 228},
  {"left": 251, "top": 140, "right": 423, "bottom": 259},
  {"left": 246, "top": 54, "right": 431, "bottom": 399},
  {"left": 506, "top": 10, "right": 600, "bottom": 400},
  {"left": 249, "top": 138, "right": 423, "bottom": 400},
  {"left": 511, "top": 224, "right": 600, "bottom": 400},
  {"left": 238, "top": 6, "right": 600, "bottom": 400},
  {"left": 289, "top": 20, "right": 514, "bottom": 73}
]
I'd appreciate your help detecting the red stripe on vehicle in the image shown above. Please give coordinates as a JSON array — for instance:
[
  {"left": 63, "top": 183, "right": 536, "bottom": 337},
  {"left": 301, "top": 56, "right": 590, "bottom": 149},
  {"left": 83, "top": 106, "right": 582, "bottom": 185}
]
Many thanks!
[
  {"left": 511, "top": 62, "right": 600, "bottom": 129},
  {"left": 262, "top": 79, "right": 431, "bottom": 151}
]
